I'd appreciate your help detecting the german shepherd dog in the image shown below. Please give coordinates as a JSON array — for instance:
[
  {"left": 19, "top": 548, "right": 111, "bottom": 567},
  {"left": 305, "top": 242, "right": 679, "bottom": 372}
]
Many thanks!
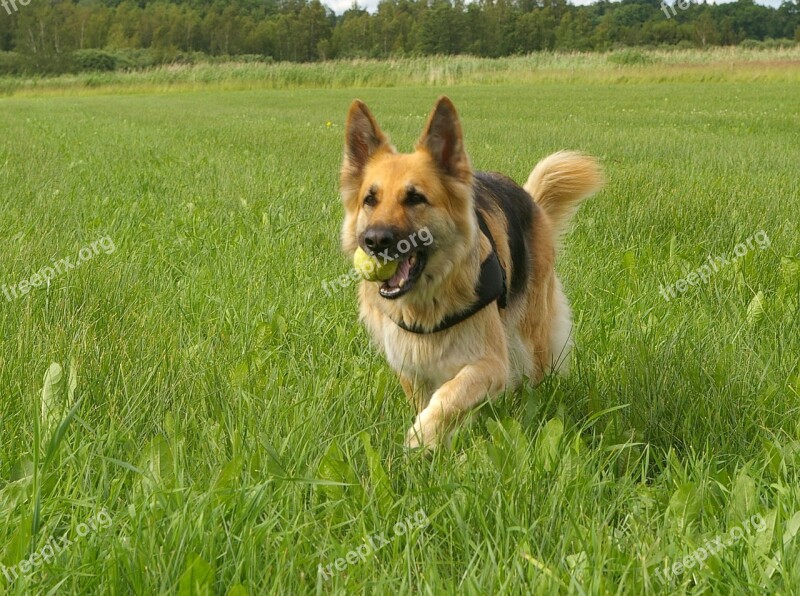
[{"left": 340, "top": 97, "right": 603, "bottom": 450}]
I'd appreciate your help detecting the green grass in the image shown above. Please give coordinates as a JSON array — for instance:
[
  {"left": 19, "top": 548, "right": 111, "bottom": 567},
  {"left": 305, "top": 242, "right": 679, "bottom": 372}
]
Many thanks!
[
  {"left": 2, "top": 46, "right": 800, "bottom": 98},
  {"left": 1, "top": 74, "right": 799, "bottom": 594}
]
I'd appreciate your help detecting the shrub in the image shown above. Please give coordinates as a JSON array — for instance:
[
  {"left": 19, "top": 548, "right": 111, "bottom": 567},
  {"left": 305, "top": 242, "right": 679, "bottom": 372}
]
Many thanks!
[
  {"left": 233, "top": 54, "right": 274, "bottom": 64},
  {"left": 0, "top": 52, "right": 25, "bottom": 76},
  {"left": 72, "top": 49, "right": 117, "bottom": 72},
  {"left": 739, "top": 39, "right": 763, "bottom": 50},
  {"left": 109, "top": 49, "right": 159, "bottom": 70},
  {"left": 607, "top": 49, "right": 654, "bottom": 66},
  {"left": 762, "top": 38, "right": 796, "bottom": 49}
]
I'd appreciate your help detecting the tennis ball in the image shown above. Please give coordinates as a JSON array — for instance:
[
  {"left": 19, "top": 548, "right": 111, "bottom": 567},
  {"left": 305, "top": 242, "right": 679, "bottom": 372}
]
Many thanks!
[{"left": 353, "top": 247, "right": 398, "bottom": 281}]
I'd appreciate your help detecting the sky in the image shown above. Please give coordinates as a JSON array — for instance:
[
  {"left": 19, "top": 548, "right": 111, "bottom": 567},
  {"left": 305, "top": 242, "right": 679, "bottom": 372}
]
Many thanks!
[{"left": 326, "top": 0, "right": 785, "bottom": 15}]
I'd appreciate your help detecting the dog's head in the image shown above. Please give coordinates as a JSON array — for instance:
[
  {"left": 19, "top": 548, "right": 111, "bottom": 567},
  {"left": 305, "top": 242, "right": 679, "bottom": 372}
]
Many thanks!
[{"left": 340, "top": 96, "right": 476, "bottom": 300}]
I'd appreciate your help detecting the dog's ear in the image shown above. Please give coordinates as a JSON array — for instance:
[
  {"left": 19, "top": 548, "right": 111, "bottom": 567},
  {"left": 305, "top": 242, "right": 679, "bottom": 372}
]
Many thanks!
[
  {"left": 417, "top": 96, "right": 471, "bottom": 181},
  {"left": 342, "top": 100, "right": 391, "bottom": 193}
]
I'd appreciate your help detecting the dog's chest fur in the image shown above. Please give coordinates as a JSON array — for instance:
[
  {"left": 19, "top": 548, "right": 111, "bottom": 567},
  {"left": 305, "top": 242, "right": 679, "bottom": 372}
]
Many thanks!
[
  {"left": 363, "top": 308, "right": 502, "bottom": 387},
  {"left": 386, "top": 333, "right": 474, "bottom": 388}
]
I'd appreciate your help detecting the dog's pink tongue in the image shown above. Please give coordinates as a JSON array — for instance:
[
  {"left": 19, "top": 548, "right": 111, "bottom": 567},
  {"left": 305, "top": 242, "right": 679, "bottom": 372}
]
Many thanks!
[{"left": 386, "top": 257, "right": 412, "bottom": 288}]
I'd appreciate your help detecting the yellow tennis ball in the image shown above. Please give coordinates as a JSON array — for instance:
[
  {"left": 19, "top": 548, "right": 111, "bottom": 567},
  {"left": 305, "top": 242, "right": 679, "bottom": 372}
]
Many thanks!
[{"left": 353, "top": 247, "right": 398, "bottom": 282}]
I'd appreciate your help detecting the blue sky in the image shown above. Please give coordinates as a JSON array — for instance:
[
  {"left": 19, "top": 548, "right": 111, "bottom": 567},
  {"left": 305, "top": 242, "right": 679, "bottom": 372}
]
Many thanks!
[{"left": 327, "top": 0, "right": 785, "bottom": 15}]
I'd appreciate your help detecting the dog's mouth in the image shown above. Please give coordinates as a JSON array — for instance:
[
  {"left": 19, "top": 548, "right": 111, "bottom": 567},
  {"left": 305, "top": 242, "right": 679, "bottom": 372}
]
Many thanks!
[{"left": 379, "top": 252, "right": 427, "bottom": 299}]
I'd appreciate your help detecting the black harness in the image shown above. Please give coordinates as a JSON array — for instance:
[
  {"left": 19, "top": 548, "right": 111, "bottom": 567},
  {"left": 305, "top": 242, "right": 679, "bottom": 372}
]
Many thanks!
[{"left": 394, "top": 211, "right": 507, "bottom": 334}]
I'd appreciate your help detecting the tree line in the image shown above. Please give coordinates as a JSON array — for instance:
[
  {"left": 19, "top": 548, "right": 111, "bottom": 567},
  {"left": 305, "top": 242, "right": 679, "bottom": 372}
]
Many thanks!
[{"left": 0, "top": 0, "right": 798, "bottom": 74}]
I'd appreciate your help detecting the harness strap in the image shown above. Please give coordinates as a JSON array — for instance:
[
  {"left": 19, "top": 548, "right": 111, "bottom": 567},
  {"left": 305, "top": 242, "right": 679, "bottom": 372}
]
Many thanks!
[{"left": 394, "top": 211, "right": 507, "bottom": 334}]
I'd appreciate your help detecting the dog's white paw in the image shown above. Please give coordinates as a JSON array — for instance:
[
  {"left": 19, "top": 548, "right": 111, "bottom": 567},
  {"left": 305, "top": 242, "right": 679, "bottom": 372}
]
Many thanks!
[{"left": 405, "top": 408, "right": 444, "bottom": 450}]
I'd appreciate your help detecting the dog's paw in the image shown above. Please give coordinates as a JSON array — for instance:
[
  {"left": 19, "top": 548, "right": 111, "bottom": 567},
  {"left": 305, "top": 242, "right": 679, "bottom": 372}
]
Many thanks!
[{"left": 405, "top": 408, "right": 444, "bottom": 451}]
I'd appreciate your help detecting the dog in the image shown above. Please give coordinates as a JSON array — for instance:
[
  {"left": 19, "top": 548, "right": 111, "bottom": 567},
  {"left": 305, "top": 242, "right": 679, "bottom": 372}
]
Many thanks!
[{"left": 340, "top": 96, "right": 604, "bottom": 450}]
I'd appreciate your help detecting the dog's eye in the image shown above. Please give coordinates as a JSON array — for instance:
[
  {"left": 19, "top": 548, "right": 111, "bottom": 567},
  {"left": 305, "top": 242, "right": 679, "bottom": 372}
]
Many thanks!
[
  {"left": 363, "top": 194, "right": 377, "bottom": 208},
  {"left": 405, "top": 191, "right": 428, "bottom": 207}
]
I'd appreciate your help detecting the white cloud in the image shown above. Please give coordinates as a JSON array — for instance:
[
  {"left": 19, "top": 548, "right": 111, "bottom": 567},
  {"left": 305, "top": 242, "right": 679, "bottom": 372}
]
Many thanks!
[{"left": 328, "top": 0, "right": 367, "bottom": 13}]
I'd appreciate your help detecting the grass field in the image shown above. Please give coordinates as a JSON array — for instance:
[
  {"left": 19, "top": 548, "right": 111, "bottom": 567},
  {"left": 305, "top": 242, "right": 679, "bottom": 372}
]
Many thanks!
[
  {"left": 2, "top": 46, "right": 800, "bottom": 97},
  {"left": 1, "top": 57, "right": 799, "bottom": 593}
]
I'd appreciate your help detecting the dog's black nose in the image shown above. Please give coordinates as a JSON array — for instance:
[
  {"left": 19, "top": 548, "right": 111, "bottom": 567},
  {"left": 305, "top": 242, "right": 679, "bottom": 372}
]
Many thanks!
[{"left": 364, "top": 227, "right": 395, "bottom": 253}]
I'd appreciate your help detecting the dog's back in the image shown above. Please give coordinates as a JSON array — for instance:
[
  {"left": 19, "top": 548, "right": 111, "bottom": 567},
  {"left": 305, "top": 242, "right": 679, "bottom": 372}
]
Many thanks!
[
  {"left": 473, "top": 172, "right": 537, "bottom": 307},
  {"left": 472, "top": 153, "right": 603, "bottom": 383}
]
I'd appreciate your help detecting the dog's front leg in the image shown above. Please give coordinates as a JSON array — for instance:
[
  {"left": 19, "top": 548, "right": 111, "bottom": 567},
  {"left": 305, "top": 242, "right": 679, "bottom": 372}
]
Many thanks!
[
  {"left": 405, "top": 357, "right": 508, "bottom": 450},
  {"left": 399, "top": 375, "right": 434, "bottom": 414}
]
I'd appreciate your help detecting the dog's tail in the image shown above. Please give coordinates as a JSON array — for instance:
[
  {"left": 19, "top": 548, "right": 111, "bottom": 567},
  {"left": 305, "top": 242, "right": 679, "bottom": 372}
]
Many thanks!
[{"left": 523, "top": 151, "right": 604, "bottom": 246}]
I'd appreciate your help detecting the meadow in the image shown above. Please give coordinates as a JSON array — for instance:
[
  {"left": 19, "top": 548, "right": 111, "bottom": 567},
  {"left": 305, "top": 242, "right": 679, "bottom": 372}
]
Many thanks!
[
  {"left": 0, "top": 51, "right": 799, "bottom": 593},
  {"left": 2, "top": 46, "right": 800, "bottom": 97}
]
